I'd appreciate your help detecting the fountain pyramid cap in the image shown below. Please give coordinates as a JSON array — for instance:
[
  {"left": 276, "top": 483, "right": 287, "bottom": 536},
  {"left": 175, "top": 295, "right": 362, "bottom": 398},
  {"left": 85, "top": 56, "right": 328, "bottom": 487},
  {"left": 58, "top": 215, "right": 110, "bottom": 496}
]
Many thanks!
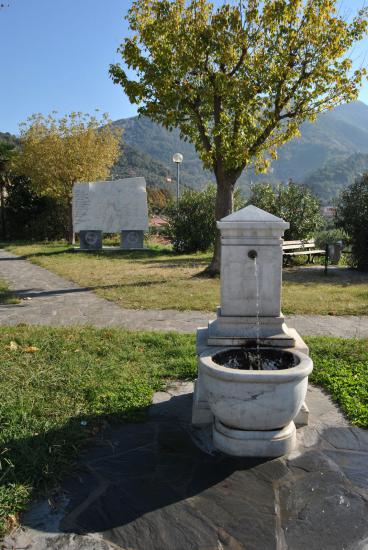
[{"left": 217, "top": 205, "right": 289, "bottom": 231}]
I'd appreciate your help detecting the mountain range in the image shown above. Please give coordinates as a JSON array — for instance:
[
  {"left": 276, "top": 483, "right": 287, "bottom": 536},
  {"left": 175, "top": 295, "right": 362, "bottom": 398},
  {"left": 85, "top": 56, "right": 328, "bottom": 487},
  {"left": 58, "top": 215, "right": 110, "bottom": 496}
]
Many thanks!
[
  {"left": 3, "top": 101, "right": 368, "bottom": 204},
  {"left": 112, "top": 101, "right": 368, "bottom": 204}
]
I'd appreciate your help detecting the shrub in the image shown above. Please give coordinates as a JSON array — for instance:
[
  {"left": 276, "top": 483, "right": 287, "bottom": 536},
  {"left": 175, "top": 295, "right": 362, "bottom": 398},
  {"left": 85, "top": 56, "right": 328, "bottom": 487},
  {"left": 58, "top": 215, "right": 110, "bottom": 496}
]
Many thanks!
[
  {"left": 5, "top": 175, "right": 68, "bottom": 241},
  {"left": 314, "top": 228, "right": 346, "bottom": 249},
  {"left": 336, "top": 174, "right": 368, "bottom": 271},
  {"left": 165, "top": 184, "right": 244, "bottom": 253},
  {"left": 248, "top": 181, "right": 323, "bottom": 240}
]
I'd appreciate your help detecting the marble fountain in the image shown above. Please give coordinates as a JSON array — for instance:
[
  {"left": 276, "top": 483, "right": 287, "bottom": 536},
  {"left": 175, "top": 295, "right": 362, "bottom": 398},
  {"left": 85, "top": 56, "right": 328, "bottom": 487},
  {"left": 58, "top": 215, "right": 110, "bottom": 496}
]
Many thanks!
[{"left": 192, "top": 205, "right": 313, "bottom": 457}]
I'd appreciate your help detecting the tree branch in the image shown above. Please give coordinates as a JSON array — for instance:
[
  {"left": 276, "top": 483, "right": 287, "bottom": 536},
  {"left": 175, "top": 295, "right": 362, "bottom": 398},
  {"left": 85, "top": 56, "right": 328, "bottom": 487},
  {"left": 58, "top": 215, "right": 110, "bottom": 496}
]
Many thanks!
[
  {"left": 185, "top": 97, "right": 212, "bottom": 153},
  {"left": 229, "top": 47, "right": 247, "bottom": 76}
]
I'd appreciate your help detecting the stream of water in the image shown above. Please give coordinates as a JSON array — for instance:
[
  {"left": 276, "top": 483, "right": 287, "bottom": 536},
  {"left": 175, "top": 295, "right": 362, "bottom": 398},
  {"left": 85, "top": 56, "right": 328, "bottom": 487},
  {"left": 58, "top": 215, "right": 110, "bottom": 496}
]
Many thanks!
[{"left": 254, "top": 257, "right": 261, "bottom": 369}]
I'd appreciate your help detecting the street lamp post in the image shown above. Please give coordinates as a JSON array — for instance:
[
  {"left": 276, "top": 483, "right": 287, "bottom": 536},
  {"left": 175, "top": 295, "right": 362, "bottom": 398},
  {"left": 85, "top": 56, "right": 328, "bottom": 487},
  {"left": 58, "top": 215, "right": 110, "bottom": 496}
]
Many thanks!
[{"left": 172, "top": 153, "right": 183, "bottom": 206}]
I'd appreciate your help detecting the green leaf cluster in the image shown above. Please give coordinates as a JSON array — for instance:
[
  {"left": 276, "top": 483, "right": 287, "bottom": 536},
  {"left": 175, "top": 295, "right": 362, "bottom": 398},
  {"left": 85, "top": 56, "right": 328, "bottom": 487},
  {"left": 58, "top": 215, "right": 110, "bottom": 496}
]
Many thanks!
[
  {"left": 110, "top": 0, "right": 368, "bottom": 179},
  {"left": 248, "top": 180, "right": 323, "bottom": 240},
  {"left": 165, "top": 183, "right": 244, "bottom": 252},
  {"left": 5, "top": 175, "right": 68, "bottom": 241},
  {"left": 15, "top": 112, "right": 122, "bottom": 203},
  {"left": 336, "top": 173, "right": 368, "bottom": 271}
]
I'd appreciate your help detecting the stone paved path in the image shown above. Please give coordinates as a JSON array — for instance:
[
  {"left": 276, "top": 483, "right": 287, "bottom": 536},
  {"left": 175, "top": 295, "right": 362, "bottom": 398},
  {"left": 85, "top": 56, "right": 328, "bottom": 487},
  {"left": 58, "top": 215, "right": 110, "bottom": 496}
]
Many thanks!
[
  {"left": 1, "top": 249, "right": 368, "bottom": 337},
  {"left": 4, "top": 383, "right": 368, "bottom": 550}
]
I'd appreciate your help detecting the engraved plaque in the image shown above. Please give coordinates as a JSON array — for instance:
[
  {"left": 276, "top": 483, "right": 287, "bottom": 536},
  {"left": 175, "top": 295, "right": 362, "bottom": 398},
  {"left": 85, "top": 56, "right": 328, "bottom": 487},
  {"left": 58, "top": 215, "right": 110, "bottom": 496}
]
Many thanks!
[{"left": 73, "top": 178, "right": 149, "bottom": 233}]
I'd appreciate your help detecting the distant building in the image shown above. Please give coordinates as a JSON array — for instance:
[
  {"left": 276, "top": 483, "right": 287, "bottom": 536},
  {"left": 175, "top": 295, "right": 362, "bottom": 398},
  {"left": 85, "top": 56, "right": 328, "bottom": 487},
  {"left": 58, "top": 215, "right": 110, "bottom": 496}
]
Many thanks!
[
  {"left": 149, "top": 215, "right": 168, "bottom": 228},
  {"left": 321, "top": 206, "right": 336, "bottom": 218}
]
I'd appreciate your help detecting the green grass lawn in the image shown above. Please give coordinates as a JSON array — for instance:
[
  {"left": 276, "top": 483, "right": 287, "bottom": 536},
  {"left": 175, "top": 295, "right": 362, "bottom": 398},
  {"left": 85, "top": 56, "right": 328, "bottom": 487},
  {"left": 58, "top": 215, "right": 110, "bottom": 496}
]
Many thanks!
[
  {"left": 4, "top": 242, "right": 368, "bottom": 315},
  {"left": 0, "top": 326, "right": 367, "bottom": 537},
  {"left": 0, "top": 279, "right": 20, "bottom": 305},
  {"left": 0, "top": 326, "right": 195, "bottom": 536}
]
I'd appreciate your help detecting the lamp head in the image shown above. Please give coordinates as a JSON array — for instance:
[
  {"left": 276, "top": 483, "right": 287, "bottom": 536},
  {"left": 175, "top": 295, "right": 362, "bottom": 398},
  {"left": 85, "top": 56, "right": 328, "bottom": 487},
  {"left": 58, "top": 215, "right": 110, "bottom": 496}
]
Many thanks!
[{"left": 172, "top": 153, "right": 183, "bottom": 164}]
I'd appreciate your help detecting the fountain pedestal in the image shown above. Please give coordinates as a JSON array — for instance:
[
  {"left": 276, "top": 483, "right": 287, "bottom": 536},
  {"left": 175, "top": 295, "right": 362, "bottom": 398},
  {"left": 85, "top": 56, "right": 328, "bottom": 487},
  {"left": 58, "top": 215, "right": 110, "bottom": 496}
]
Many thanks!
[{"left": 192, "top": 206, "right": 313, "bottom": 457}]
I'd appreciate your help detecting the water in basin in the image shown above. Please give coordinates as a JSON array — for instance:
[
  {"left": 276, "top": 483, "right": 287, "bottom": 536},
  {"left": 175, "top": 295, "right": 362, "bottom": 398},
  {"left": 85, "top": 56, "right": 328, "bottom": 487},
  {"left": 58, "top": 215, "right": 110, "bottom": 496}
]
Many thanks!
[{"left": 212, "top": 348, "right": 299, "bottom": 371}]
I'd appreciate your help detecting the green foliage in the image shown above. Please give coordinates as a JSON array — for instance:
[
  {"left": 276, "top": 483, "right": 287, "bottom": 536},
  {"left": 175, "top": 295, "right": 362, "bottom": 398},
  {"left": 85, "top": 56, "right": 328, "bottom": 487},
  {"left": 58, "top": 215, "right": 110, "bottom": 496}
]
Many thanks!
[
  {"left": 166, "top": 184, "right": 244, "bottom": 253},
  {"left": 308, "top": 336, "right": 368, "bottom": 428},
  {"left": 0, "top": 133, "right": 18, "bottom": 148},
  {"left": 248, "top": 181, "right": 323, "bottom": 240},
  {"left": 14, "top": 112, "right": 122, "bottom": 243},
  {"left": 16, "top": 112, "right": 122, "bottom": 202},
  {"left": 111, "top": 102, "right": 368, "bottom": 200},
  {"left": 314, "top": 227, "right": 347, "bottom": 249},
  {"left": 111, "top": 0, "right": 367, "bottom": 270},
  {"left": 110, "top": 0, "right": 367, "bottom": 175},
  {"left": 5, "top": 175, "right": 68, "bottom": 241},
  {"left": 336, "top": 174, "right": 368, "bottom": 271},
  {"left": 0, "top": 142, "right": 16, "bottom": 174}
]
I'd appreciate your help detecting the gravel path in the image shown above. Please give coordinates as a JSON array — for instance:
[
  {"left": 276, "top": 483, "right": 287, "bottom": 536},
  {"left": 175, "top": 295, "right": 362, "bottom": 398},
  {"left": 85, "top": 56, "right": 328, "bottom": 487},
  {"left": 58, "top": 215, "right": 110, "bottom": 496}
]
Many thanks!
[{"left": 1, "top": 249, "right": 368, "bottom": 337}]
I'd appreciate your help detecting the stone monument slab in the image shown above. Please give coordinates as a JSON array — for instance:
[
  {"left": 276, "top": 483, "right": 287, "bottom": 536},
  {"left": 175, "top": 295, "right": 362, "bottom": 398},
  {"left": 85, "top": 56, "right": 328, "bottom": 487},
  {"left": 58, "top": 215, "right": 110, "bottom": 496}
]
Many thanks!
[{"left": 73, "top": 178, "right": 149, "bottom": 234}]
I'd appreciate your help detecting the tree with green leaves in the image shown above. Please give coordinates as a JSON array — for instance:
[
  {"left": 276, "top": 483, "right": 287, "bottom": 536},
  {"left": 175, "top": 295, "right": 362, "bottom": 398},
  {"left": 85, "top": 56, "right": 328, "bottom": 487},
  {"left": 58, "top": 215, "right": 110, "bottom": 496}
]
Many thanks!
[
  {"left": 336, "top": 174, "right": 368, "bottom": 271},
  {"left": 15, "top": 112, "right": 122, "bottom": 244},
  {"left": 110, "top": 0, "right": 367, "bottom": 273},
  {"left": 0, "top": 142, "right": 16, "bottom": 238},
  {"left": 248, "top": 181, "right": 323, "bottom": 240}
]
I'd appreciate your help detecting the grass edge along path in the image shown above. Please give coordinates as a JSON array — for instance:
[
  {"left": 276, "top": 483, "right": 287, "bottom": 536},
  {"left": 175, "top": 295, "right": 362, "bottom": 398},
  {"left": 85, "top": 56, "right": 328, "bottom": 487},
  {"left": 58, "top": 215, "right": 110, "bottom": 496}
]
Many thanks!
[
  {"left": 4, "top": 242, "right": 368, "bottom": 315},
  {"left": 0, "top": 328, "right": 367, "bottom": 537},
  {"left": 0, "top": 279, "right": 20, "bottom": 305}
]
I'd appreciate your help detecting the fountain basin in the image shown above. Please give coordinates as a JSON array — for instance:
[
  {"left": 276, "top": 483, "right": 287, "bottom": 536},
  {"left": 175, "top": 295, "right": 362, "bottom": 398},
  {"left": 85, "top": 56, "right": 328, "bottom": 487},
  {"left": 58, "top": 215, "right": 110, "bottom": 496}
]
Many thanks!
[{"left": 199, "top": 347, "right": 313, "bottom": 431}]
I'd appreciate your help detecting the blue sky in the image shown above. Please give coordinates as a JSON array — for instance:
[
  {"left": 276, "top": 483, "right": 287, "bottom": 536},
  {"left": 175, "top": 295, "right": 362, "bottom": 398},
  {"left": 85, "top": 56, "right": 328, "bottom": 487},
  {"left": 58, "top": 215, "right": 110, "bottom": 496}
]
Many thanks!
[{"left": 1, "top": 0, "right": 368, "bottom": 135}]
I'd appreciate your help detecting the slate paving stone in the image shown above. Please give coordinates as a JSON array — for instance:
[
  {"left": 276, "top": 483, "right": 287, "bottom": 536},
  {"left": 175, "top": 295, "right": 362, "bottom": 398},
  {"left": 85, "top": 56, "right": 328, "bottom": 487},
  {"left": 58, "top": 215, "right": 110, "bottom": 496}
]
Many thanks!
[
  {"left": 319, "top": 426, "right": 368, "bottom": 452},
  {"left": 3, "top": 385, "right": 368, "bottom": 550},
  {"left": 86, "top": 447, "right": 159, "bottom": 483},
  {"left": 79, "top": 422, "right": 158, "bottom": 463},
  {"left": 57, "top": 469, "right": 109, "bottom": 523},
  {"left": 279, "top": 470, "right": 368, "bottom": 550},
  {"left": 323, "top": 450, "right": 368, "bottom": 491}
]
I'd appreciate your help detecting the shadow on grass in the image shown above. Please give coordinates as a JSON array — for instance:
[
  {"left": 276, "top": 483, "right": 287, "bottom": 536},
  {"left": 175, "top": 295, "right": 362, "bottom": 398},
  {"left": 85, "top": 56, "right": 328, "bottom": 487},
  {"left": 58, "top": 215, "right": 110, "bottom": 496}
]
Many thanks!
[
  {"left": 3, "top": 395, "right": 266, "bottom": 539},
  {"left": 283, "top": 266, "right": 368, "bottom": 286},
  {"left": 141, "top": 256, "right": 211, "bottom": 268},
  {"left": 191, "top": 269, "right": 220, "bottom": 279},
  {"left": 5, "top": 393, "right": 368, "bottom": 548},
  {"left": 0, "top": 248, "right": 73, "bottom": 261},
  {"left": 2, "top": 244, "right": 211, "bottom": 269},
  {"left": 0, "top": 402, "right": 150, "bottom": 533},
  {"left": 1, "top": 246, "right": 176, "bottom": 262}
]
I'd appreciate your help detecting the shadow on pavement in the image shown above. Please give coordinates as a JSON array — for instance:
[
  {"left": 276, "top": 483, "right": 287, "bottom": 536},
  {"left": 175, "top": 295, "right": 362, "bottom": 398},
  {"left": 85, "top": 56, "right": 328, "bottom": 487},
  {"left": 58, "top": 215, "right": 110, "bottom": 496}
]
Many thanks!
[{"left": 4, "top": 391, "right": 368, "bottom": 550}]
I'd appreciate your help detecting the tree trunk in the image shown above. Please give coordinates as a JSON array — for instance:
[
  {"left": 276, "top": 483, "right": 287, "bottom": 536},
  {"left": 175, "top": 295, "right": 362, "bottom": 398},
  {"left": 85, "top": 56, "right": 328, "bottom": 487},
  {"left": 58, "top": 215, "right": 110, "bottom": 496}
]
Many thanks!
[
  {"left": 206, "top": 172, "right": 238, "bottom": 275},
  {"left": 67, "top": 201, "right": 75, "bottom": 245}
]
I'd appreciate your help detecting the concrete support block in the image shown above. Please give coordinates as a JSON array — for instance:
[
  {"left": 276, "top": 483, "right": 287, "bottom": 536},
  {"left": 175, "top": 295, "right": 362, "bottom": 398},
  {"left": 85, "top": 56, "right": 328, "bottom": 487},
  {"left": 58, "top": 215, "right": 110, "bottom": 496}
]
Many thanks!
[{"left": 79, "top": 230, "right": 102, "bottom": 250}]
